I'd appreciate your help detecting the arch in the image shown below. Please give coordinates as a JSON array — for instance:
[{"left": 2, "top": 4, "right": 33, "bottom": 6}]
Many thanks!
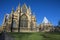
[{"left": 20, "top": 14, "right": 28, "bottom": 27}]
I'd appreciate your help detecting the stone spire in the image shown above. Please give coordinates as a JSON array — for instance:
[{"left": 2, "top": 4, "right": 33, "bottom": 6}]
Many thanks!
[
  {"left": 17, "top": 3, "right": 20, "bottom": 10},
  {"left": 28, "top": 6, "right": 31, "bottom": 14},
  {"left": 16, "top": 3, "right": 20, "bottom": 12},
  {"left": 29, "top": 6, "right": 31, "bottom": 12}
]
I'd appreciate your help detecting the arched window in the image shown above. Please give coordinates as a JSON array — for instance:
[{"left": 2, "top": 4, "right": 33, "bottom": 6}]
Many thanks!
[
  {"left": 13, "top": 20, "right": 16, "bottom": 27},
  {"left": 30, "top": 22, "right": 33, "bottom": 30},
  {"left": 20, "top": 14, "right": 28, "bottom": 27}
]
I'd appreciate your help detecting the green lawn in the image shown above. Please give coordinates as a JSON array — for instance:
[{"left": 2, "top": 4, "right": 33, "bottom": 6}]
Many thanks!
[{"left": 8, "top": 32, "right": 60, "bottom": 40}]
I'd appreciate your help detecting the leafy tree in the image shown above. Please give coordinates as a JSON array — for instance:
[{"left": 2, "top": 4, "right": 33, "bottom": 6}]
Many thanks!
[{"left": 58, "top": 20, "right": 60, "bottom": 27}]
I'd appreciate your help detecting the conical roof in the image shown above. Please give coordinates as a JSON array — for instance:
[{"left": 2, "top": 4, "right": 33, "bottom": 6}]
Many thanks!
[{"left": 42, "top": 17, "right": 50, "bottom": 24}]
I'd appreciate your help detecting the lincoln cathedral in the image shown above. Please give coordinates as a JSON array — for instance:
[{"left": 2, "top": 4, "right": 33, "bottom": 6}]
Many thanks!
[
  {"left": 1, "top": 3, "right": 54, "bottom": 32},
  {"left": 2, "top": 3, "right": 36, "bottom": 32}
]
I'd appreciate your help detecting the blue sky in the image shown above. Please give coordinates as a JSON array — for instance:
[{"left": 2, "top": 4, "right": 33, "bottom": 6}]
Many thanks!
[{"left": 0, "top": 0, "right": 60, "bottom": 26}]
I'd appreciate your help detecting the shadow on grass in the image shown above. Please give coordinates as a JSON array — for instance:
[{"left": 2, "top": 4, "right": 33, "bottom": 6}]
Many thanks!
[
  {"left": 5, "top": 32, "right": 60, "bottom": 40},
  {"left": 41, "top": 32, "right": 60, "bottom": 40},
  {"left": 9, "top": 32, "right": 45, "bottom": 40},
  {"left": 8, "top": 32, "right": 34, "bottom": 40}
]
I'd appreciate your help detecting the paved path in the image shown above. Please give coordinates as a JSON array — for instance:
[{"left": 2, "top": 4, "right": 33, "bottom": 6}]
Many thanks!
[{"left": 0, "top": 32, "right": 14, "bottom": 40}]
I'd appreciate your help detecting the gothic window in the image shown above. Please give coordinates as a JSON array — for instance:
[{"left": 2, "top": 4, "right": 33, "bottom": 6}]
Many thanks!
[
  {"left": 20, "top": 14, "right": 28, "bottom": 27},
  {"left": 13, "top": 20, "right": 16, "bottom": 27}
]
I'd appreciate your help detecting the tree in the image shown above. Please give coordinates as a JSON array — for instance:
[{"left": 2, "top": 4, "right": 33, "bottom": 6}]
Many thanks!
[
  {"left": 58, "top": 20, "right": 60, "bottom": 27},
  {"left": 11, "top": 8, "right": 14, "bottom": 32},
  {"left": 11, "top": 14, "right": 13, "bottom": 32}
]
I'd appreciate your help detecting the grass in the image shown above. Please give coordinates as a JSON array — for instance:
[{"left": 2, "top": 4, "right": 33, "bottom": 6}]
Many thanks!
[{"left": 8, "top": 32, "right": 60, "bottom": 40}]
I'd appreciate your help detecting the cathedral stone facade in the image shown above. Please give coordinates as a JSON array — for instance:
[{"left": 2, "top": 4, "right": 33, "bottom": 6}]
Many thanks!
[{"left": 2, "top": 3, "right": 36, "bottom": 32}]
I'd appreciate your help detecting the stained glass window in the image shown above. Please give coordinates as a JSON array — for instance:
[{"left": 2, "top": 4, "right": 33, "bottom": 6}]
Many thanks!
[{"left": 20, "top": 14, "right": 28, "bottom": 27}]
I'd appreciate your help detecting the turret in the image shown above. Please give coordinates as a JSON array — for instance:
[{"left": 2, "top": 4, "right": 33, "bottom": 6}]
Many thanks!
[
  {"left": 2, "top": 14, "right": 9, "bottom": 25},
  {"left": 11, "top": 8, "right": 14, "bottom": 14},
  {"left": 28, "top": 6, "right": 31, "bottom": 14}
]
